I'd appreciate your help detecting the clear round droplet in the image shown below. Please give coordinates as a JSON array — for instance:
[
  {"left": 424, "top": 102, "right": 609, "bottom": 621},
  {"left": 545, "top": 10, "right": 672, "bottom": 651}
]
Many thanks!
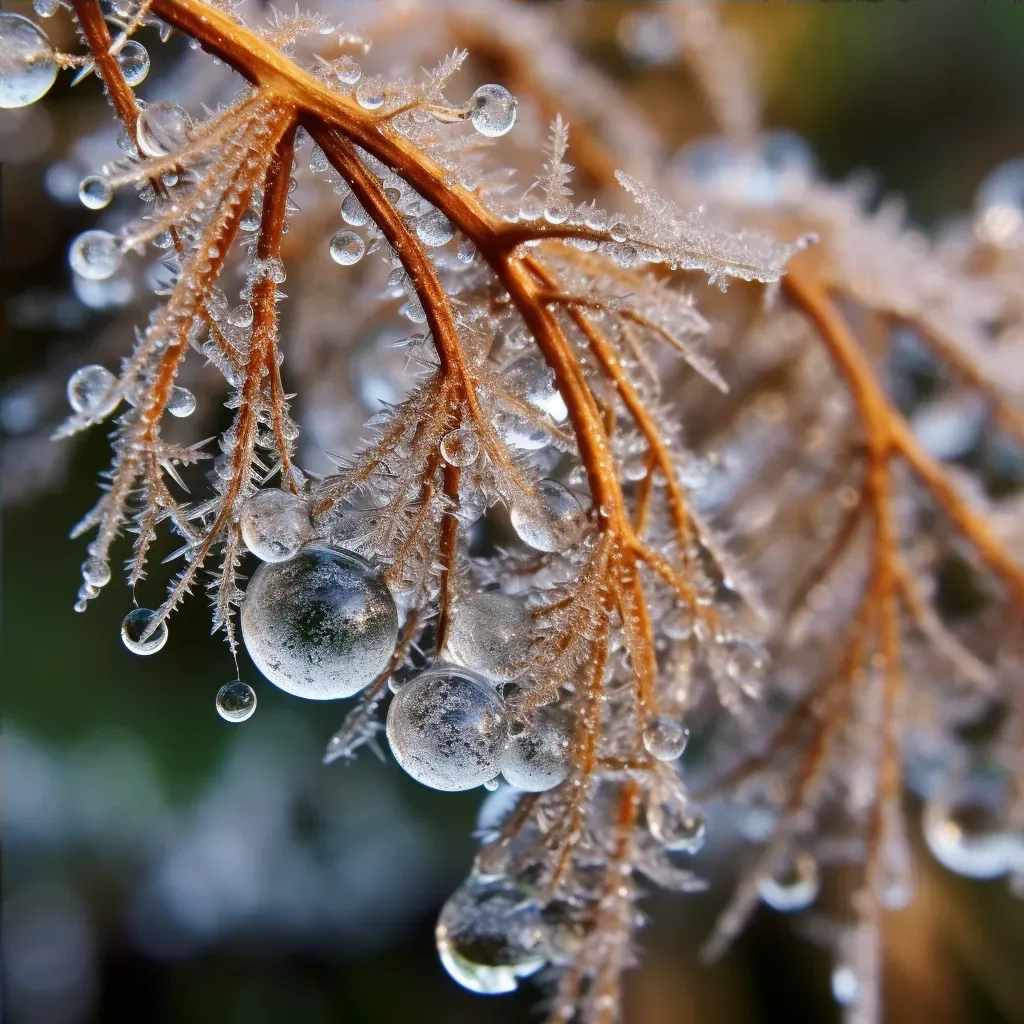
[
  {"left": 240, "top": 544, "right": 398, "bottom": 700},
  {"left": 456, "top": 239, "right": 476, "bottom": 264},
  {"left": 469, "top": 84, "right": 517, "bottom": 138},
  {"left": 355, "top": 77, "right": 385, "bottom": 110},
  {"left": 510, "top": 479, "right": 588, "bottom": 553},
  {"left": 440, "top": 426, "right": 480, "bottom": 467},
  {"left": 69, "top": 230, "right": 123, "bottom": 281},
  {"left": 336, "top": 55, "right": 360, "bottom": 85},
  {"left": 435, "top": 876, "right": 548, "bottom": 994},
  {"left": 167, "top": 385, "right": 196, "bottom": 418},
  {"left": 240, "top": 209, "right": 261, "bottom": 232},
  {"left": 725, "top": 638, "right": 768, "bottom": 698},
  {"left": 758, "top": 851, "right": 820, "bottom": 911},
  {"left": 416, "top": 210, "right": 455, "bottom": 247},
  {"left": 67, "top": 364, "right": 118, "bottom": 416},
  {"left": 642, "top": 716, "right": 689, "bottom": 761},
  {"left": 498, "top": 356, "right": 568, "bottom": 451},
  {"left": 216, "top": 680, "right": 257, "bottom": 722},
  {"left": 121, "top": 607, "right": 169, "bottom": 655},
  {"left": 446, "top": 592, "right": 532, "bottom": 681},
  {"left": 386, "top": 665, "right": 508, "bottom": 791},
  {"left": 341, "top": 191, "right": 369, "bottom": 226},
  {"left": 518, "top": 193, "right": 543, "bottom": 222},
  {"left": 116, "top": 39, "right": 150, "bottom": 86},
  {"left": 500, "top": 706, "right": 572, "bottom": 792},
  {"left": 136, "top": 100, "right": 192, "bottom": 158},
  {"left": 32, "top": 0, "right": 61, "bottom": 18},
  {"left": 238, "top": 488, "right": 313, "bottom": 563},
  {"left": 78, "top": 175, "right": 113, "bottom": 210},
  {"left": 329, "top": 228, "right": 365, "bottom": 265},
  {"left": 83, "top": 556, "right": 111, "bottom": 588},
  {"left": 0, "top": 13, "right": 57, "bottom": 109},
  {"left": 647, "top": 795, "right": 706, "bottom": 853}
]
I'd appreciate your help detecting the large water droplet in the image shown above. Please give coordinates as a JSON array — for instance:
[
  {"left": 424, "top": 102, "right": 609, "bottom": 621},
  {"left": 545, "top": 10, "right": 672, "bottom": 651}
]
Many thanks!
[
  {"left": 341, "top": 191, "right": 369, "bottom": 226},
  {"left": 336, "top": 55, "right": 360, "bottom": 85},
  {"left": 416, "top": 210, "right": 455, "bottom": 247},
  {"left": 355, "top": 77, "right": 385, "bottom": 110},
  {"left": 758, "top": 851, "right": 819, "bottom": 911},
  {"left": 67, "top": 364, "right": 119, "bottom": 416},
  {"left": 69, "top": 230, "right": 123, "bottom": 281},
  {"left": 446, "top": 592, "right": 532, "bottom": 681},
  {"left": 78, "top": 175, "right": 113, "bottom": 210},
  {"left": 500, "top": 706, "right": 572, "bottom": 792},
  {"left": 510, "top": 479, "right": 587, "bottom": 553},
  {"left": 136, "top": 100, "right": 192, "bottom": 157},
  {"left": 238, "top": 488, "right": 313, "bottom": 563},
  {"left": 435, "top": 876, "right": 548, "bottom": 994},
  {"left": 469, "top": 84, "right": 517, "bottom": 138},
  {"left": 121, "top": 608, "right": 169, "bottom": 655},
  {"left": 329, "top": 228, "right": 365, "bottom": 265},
  {"left": 240, "top": 544, "right": 398, "bottom": 699},
  {"left": 216, "top": 680, "right": 257, "bottom": 722},
  {"left": 498, "top": 357, "right": 568, "bottom": 451},
  {"left": 0, "top": 13, "right": 57, "bottom": 108},
  {"left": 440, "top": 426, "right": 480, "bottom": 467},
  {"left": 386, "top": 666, "right": 508, "bottom": 791},
  {"left": 116, "top": 39, "right": 150, "bottom": 87},
  {"left": 167, "top": 385, "right": 196, "bottom": 418},
  {"left": 642, "top": 716, "right": 689, "bottom": 761}
]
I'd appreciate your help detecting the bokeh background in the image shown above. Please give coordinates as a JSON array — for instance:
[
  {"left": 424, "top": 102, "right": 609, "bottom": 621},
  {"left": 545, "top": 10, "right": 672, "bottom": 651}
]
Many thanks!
[{"left": 4, "top": 4, "right": 1024, "bottom": 1023}]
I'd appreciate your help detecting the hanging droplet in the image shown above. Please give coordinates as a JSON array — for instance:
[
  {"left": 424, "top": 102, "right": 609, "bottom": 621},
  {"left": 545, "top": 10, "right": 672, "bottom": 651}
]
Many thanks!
[
  {"left": 758, "top": 851, "right": 820, "bottom": 911},
  {"left": 500, "top": 706, "right": 572, "bottom": 792},
  {"left": 355, "top": 77, "right": 385, "bottom": 110},
  {"left": 416, "top": 210, "right": 455, "bottom": 247},
  {"left": 82, "top": 556, "right": 111, "bottom": 588},
  {"left": 469, "top": 84, "right": 517, "bottom": 138},
  {"left": 216, "top": 680, "right": 257, "bottom": 722},
  {"left": 435, "top": 876, "right": 548, "bottom": 994},
  {"left": 831, "top": 964, "right": 859, "bottom": 1007},
  {"left": 510, "top": 479, "right": 588, "bottom": 553},
  {"left": 725, "top": 638, "right": 768, "bottom": 698},
  {"left": 238, "top": 488, "right": 313, "bottom": 563},
  {"left": 240, "top": 544, "right": 398, "bottom": 700},
  {"left": 609, "top": 221, "right": 628, "bottom": 243},
  {"left": 336, "top": 55, "right": 361, "bottom": 85},
  {"left": 483, "top": 776, "right": 500, "bottom": 792},
  {"left": 166, "top": 385, "right": 196, "bottom": 418},
  {"left": 240, "top": 209, "right": 261, "bottom": 232},
  {"left": 136, "top": 100, "right": 192, "bottom": 157},
  {"left": 0, "top": 13, "right": 57, "bottom": 108},
  {"left": 544, "top": 200, "right": 570, "bottom": 225},
  {"left": 341, "top": 191, "right": 369, "bottom": 226},
  {"left": 67, "top": 364, "right": 119, "bottom": 416},
  {"left": 121, "top": 608, "right": 169, "bottom": 655},
  {"left": 456, "top": 239, "right": 476, "bottom": 264},
  {"left": 647, "top": 794, "right": 706, "bottom": 854},
  {"left": 642, "top": 716, "right": 689, "bottom": 761},
  {"left": 386, "top": 666, "right": 508, "bottom": 791},
  {"left": 923, "top": 771, "right": 1018, "bottom": 879},
  {"left": 32, "top": 0, "right": 61, "bottom": 18},
  {"left": 116, "top": 39, "right": 150, "bottom": 86},
  {"left": 329, "top": 228, "right": 365, "bottom": 266},
  {"left": 78, "top": 175, "right": 113, "bottom": 210},
  {"left": 227, "top": 302, "right": 253, "bottom": 328},
  {"left": 445, "top": 592, "right": 532, "bottom": 681},
  {"left": 440, "top": 426, "right": 480, "bottom": 467},
  {"left": 498, "top": 357, "right": 568, "bottom": 451},
  {"left": 69, "top": 230, "right": 123, "bottom": 281},
  {"left": 974, "top": 157, "right": 1024, "bottom": 248}
]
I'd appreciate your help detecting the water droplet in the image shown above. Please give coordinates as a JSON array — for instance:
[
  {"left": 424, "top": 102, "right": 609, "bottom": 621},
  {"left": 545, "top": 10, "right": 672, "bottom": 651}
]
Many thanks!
[
  {"left": 498, "top": 356, "right": 568, "bottom": 450},
  {"left": 136, "top": 100, "right": 192, "bottom": 157},
  {"left": 435, "top": 876, "right": 548, "bottom": 994},
  {"left": 510, "top": 479, "right": 587, "bottom": 553},
  {"left": 227, "top": 303, "right": 253, "bottom": 328},
  {"left": 67, "top": 364, "right": 118, "bottom": 416},
  {"left": 386, "top": 665, "right": 508, "bottom": 791},
  {"left": 544, "top": 200, "right": 570, "bottom": 225},
  {"left": 32, "top": 0, "right": 60, "bottom": 18},
  {"left": 78, "top": 175, "right": 112, "bottom": 210},
  {"left": 341, "top": 191, "right": 369, "bottom": 226},
  {"left": 662, "top": 603, "right": 694, "bottom": 641},
  {"left": 336, "top": 55, "right": 360, "bottom": 85},
  {"left": 483, "top": 776, "right": 500, "bottom": 792},
  {"left": 758, "top": 851, "right": 819, "bottom": 911},
  {"left": 416, "top": 210, "right": 455, "bottom": 247},
  {"left": 609, "top": 220, "right": 628, "bottom": 243},
  {"left": 240, "top": 209, "right": 261, "bottom": 232},
  {"left": 240, "top": 544, "right": 398, "bottom": 699},
  {"left": 0, "top": 13, "right": 57, "bottom": 108},
  {"left": 216, "top": 680, "right": 257, "bottom": 722},
  {"left": 440, "top": 426, "right": 480, "bottom": 467},
  {"left": 121, "top": 607, "right": 169, "bottom": 655},
  {"left": 647, "top": 795, "right": 706, "bottom": 853},
  {"left": 725, "top": 638, "right": 768, "bottom": 697},
  {"left": 831, "top": 964, "right": 859, "bottom": 1007},
  {"left": 355, "top": 76, "right": 385, "bottom": 109},
  {"left": 69, "top": 229, "right": 123, "bottom": 281},
  {"left": 500, "top": 706, "right": 572, "bottom": 792},
  {"left": 329, "top": 228, "right": 365, "bottom": 265},
  {"left": 642, "top": 716, "right": 689, "bottom": 761},
  {"left": 116, "top": 39, "right": 150, "bottom": 86},
  {"left": 446, "top": 592, "right": 532, "bottom": 681},
  {"left": 456, "top": 239, "right": 476, "bottom": 264},
  {"left": 469, "top": 84, "right": 517, "bottom": 138},
  {"left": 518, "top": 192, "right": 543, "bottom": 222},
  {"left": 83, "top": 556, "right": 110, "bottom": 588},
  {"left": 167, "top": 385, "right": 195, "bottom": 417},
  {"left": 238, "top": 488, "right": 313, "bottom": 562}
]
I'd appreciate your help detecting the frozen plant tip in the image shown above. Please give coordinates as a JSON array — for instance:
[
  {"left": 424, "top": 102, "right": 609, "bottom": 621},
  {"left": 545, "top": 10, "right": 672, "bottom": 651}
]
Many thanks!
[{"left": 12, "top": 2, "right": 1024, "bottom": 1022}]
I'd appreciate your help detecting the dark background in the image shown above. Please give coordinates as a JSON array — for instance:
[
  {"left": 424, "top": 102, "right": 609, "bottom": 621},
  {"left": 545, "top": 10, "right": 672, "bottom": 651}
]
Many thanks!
[{"left": 4, "top": 4, "right": 1024, "bottom": 1023}]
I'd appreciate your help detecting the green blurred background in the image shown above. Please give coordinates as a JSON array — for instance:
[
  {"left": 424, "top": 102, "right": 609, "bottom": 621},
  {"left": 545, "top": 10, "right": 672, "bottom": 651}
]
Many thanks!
[{"left": 3, "top": 4, "right": 1024, "bottom": 1023}]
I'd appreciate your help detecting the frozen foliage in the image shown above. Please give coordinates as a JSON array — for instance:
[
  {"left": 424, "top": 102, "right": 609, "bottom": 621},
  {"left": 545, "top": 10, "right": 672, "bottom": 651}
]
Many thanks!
[{"left": 11, "top": 1, "right": 1024, "bottom": 1023}]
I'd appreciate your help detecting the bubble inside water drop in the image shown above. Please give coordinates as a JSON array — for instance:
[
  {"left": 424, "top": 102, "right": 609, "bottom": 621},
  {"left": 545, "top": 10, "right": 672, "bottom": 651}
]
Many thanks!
[
  {"left": 121, "top": 608, "right": 169, "bottom": 655},
  {"left": 0, "top": 13, "right": 57, "bottom": 109},
  {"left": 216, "top": 680, "right": 257, "bottom": 722}
]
